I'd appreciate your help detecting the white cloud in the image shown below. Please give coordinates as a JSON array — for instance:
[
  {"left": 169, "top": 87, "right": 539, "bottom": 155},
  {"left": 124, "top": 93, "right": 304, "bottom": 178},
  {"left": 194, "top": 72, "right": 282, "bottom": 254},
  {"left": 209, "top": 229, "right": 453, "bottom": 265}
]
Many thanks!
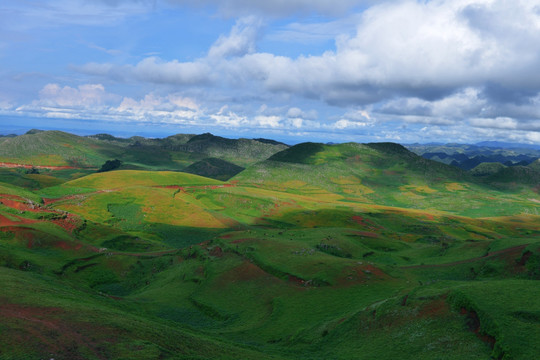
[
  {"left": 208, "top": 16, "right": 263, "bottom": 59},
  {"left": 209, "top": 106, "right": 246, "bottom": 127},
  {"left": 470, "top": 117, "right": 519, "bottom": 130},
  {"left": 9, "top": 0, "right": 540, "bottom": 142},
  {"left": 132, "top": 57, "right": 211, "bottom": 85},
  {"left": 76, "top": 57, "right": 212, "bottom": 85},
  {"left": 85, "top": 0, "right": 540, "bottom": 100},
  {"left": 254, "top": 115, "right": 282, "bottom": 128},
  {"left": 286, "top": 107, "right": 317, "bottom": 120},
  {"left": 37, "top": 83, "right": 115, "bottom": 107}
]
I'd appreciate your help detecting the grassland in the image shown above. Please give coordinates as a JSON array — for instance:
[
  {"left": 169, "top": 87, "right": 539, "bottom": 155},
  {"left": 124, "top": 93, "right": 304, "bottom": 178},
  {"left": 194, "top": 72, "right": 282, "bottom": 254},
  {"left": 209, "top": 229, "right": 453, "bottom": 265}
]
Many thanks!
[{"left": 0, "top": 135, "right": 538, "bottom": 359}]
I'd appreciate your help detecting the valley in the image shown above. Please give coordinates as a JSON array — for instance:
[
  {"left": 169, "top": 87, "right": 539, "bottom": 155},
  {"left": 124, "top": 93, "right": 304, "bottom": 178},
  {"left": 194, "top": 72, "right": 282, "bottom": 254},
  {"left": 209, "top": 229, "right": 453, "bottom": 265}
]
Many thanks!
[{"left": 0, "top": 130, "right": 539, "bottom": 359}]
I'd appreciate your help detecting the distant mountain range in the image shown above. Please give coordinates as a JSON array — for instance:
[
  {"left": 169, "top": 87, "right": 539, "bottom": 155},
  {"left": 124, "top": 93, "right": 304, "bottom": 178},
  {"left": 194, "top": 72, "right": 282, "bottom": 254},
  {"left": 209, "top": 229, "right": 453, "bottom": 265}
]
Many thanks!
[
  {"left": 0, "top": 129, "right": 288, "bottom": 181},
  {"left": 406, "top": 142, "right": 540, "bottom": 171}
]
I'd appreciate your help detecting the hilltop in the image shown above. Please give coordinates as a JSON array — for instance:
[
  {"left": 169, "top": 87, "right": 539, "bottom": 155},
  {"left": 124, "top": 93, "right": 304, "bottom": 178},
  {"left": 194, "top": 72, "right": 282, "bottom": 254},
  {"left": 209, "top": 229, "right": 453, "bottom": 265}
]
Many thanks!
[
  {"left": 235, "top": 141, "right": 538, "bottom": 216},
  {"left": 0, "top": 130, "right": 288, "bottom": 188}
]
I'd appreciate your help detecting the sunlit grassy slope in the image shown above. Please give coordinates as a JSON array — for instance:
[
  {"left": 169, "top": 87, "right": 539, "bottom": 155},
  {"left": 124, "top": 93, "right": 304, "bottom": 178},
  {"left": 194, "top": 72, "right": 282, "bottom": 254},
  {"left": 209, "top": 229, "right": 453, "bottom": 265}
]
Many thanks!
[
  {"left": 0, "top": 130, "right": 287, "bottom": 178},
  {"left": 0, "top": 138, "right": 539, "bottom": 359},
  {"left": 235, "top": 142, "right": 539, "bottom": 217}
]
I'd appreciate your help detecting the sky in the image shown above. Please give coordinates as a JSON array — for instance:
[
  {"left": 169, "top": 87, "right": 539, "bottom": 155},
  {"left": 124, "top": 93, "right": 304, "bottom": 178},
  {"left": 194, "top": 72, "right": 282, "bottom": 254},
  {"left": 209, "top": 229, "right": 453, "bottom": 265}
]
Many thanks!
[{"left": 1, "top": 0, "right": 540, "bottom": 144}]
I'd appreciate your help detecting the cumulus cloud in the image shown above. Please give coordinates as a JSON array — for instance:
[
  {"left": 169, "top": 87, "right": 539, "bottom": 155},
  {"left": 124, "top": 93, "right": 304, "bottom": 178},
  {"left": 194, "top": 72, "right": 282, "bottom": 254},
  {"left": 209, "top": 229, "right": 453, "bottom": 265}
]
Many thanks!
[
  {"left": 286, "top": 107, "right": 317, "bottom": 120},
  {"left": 15, "top": 83, "right": 204, "bottom": 124},
  {"left": 37, "top": 83, "right": 116, "bottom": 107},
  {"left": 9, "top": 0, "right": 540, "bottom": 142},
  {"left": 76, "top": 57, "right": 211, "bottom": 85},
  {"left": 208, "top": 16, "right": 263, "bottom": 59},
  {"left": 114, "top": 93, "right": 200, "bottom": 123},
  {"left": 98, "top": 0, "right": 540, "bottom": 106},
  {"left": 238, "top": 0, "right": 540, "bottom": 106}
]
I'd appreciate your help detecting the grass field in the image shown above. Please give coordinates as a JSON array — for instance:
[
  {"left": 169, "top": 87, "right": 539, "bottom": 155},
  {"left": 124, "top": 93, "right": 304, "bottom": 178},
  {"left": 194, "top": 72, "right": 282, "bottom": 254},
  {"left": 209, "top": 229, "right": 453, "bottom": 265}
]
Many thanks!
[{"left": 0, "top": 136, "right": 538, "bottom": 359}]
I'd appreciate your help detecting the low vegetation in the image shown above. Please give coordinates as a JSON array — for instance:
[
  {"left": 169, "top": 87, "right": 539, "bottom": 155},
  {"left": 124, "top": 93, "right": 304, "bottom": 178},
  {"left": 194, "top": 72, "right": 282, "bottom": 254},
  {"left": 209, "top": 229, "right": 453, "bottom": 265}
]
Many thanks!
[{"left": 0, "top": 131, "right": 538, "bottom": 359}]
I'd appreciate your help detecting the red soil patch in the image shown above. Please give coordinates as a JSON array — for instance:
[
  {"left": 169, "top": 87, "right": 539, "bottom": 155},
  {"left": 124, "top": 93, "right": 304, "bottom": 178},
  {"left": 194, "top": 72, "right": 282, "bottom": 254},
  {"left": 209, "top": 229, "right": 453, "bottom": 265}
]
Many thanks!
[
  {"left": 42, "top": 194, "right": 86, "bottom": 205},
  {"left": 0, "top": 213, "right": 38, "bottom": 226},
  {"left": 351, "top": 216, "right": 380, "bottom": 230},
  {"left": 0, "top": 162, "right": 76, "bottom": 170},
  {"left": 108, "top": 249, "right": 178, "bottom": 257},
  {"left": 353, "top": 231, "right": 379, "bottom": 238},
  {"left": 0, "top": 198, "right": 41, "bottom": 212},
  {"left": 228, "top": 261, "right": 269, "bottom": 282},
  {"left": 423, "top": 213, "right": 435, "bottom": 221},
  {"left": 160, "top": 183, "right": 236, "bottom": 191},
  {"left": 231, "top": 238, "right": 256, "bottom": 244},
  {"left": 51, "top": 214, "right": 80, "bottom": 233},
  {"left": 209, "top": 246, "right": 223, "bottom": 257},
  {"left": 460, "top": 307, "right": 497, "bottom": 349},
  {"left": 352, "top": 215, "right": 367, "bottom": 226},
  {"left": 1, "top": 193, "right": 83, "bottom": 233},
  {"left": 417, "top": 297, "right": 448, "bottom": 318},
  {"left": 0, "top": 301, "right": 114, "bottom": 360},
  {"left": 517, "top": 250, "right": 533, "bottom": 266},
  {"left": 288, "top": 274, "right": 307, "bottom": 286},
  {"left": 0, "top": 194, "right": 45, "bottom": 212},
  {"left": 216, "top": 260, "right": 282, "bottom": 287},
  {"left": 52, "top": 240, "right": 83, "bottom": 251},
  {"left": 338, "top": 263, "right": 389, "bottom": 286}
]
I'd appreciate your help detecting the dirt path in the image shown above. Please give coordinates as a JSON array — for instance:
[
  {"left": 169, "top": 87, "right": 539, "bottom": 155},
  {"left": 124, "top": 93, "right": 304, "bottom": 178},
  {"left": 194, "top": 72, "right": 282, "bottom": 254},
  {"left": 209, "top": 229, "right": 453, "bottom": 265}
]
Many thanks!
[
  {"left": 42, "top": 190, "right": 115, "bottom": 205},
  {"left": 159, "top": 183, "right": 237, "bottom": 192},
  {"left": 106, "top": 249, "right": 179, "bottom": 257},
  {"left": 402, "top": 244, "right": 529, "bottom": 269},
  {"left": 0, "top": 162, "right": 77, "bottom": 170}
]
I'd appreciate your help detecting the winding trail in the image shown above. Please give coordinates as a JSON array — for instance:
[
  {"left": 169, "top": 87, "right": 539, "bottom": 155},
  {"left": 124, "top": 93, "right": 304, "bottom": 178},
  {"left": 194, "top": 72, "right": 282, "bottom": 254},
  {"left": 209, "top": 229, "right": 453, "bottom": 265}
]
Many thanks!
[{"left": 0, "top": 162, "right": 77, "bottom": 170}]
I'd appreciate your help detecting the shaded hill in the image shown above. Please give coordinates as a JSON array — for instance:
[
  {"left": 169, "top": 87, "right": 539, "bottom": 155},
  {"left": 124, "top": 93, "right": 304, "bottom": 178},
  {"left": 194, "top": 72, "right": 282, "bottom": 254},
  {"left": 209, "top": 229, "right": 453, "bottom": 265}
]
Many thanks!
[
  {"left": 88, "top": 132, "right": 288, "bottom": 167},
  {"left": 529, "top": 159, "right": 540, "bottom": 171},
  {"left": 268, "top": 142, "right": 325, "bottom": 164},
  {"left": 182, "top": 157, "right": 244, "bottom": 180},
  {"left": 485, "top": 166, "right": 540, "bottom": 186},
  {"left": 470, "top": 162, "right": 507, "bottom": 177},
  {"left": 177, "top": 133, "right": 289, "bottom": 166},
  {"left": 0, "top": 131, "right": 288, "bottom": 189}
]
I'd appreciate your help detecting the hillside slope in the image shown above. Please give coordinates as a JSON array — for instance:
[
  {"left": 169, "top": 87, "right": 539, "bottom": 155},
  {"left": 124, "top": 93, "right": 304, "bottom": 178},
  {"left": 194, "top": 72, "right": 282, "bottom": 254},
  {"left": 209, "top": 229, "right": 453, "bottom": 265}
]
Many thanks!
[{"left": 235, "top": 142, "right": 538, "bottom": 216}]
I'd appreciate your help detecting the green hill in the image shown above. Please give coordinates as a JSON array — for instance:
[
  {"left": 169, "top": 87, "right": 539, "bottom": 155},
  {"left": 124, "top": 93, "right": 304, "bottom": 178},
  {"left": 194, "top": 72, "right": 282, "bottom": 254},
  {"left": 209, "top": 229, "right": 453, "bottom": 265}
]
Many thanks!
[
  {"left": 0, "top": 130, "right": 117, "bottom": 167},
  {"left": 529, "top": 159, "right": 540, "bottom": 171},
  {"left": 470, "top": 162, "right": 507, "bottom": 176},
  {"left": 1, "top": 134, "right": 540, "bottom": 359},
  {"left": 0, "top": 131, "right": 288, "bottom": 190},
  {"left": 485, "top": 165, "right": 540, "bottom": 186}
]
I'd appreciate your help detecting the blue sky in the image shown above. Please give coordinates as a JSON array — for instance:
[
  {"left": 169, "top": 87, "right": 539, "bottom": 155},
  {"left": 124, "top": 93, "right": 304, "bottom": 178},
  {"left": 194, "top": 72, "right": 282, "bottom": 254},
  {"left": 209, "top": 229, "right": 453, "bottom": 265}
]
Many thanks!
[{"left": 1, "top": 0, "right": 540, "bottom": 144}]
